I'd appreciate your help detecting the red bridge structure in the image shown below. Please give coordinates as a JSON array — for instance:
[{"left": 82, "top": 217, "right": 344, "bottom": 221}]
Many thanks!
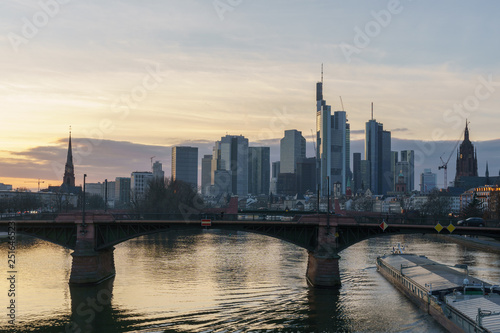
[{"left": 1, "top": 212, "right": 499, "bottom": 288}]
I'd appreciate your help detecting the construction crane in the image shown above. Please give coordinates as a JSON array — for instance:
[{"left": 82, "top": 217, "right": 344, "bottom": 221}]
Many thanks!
[
  {"left": 24, "top": 179, "right": 45, "bottom": 192},
  {"left": 150, "top": 156, "right": 156, "bottom": 169},
  {"left": 438, "top": 129, "right": 464, "bottom": 189},
  {"left": 339, "top": 96, "right": 345, "bottom": 111}
]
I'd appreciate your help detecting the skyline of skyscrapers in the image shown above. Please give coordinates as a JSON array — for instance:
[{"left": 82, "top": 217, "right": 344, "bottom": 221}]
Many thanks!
[{"left": 44, "top": 70, "right": 436, "bottom": 201}]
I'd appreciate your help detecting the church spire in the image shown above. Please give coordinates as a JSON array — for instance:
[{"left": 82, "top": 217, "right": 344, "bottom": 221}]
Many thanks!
[
  {"left": 66, "top": 128, "right": 73, "bottom": 167},
  {"left": 63, "top": 128, "right": 75, "bottom": 187},
  {"left": 464, "top": 119, "right": 470, "bottom": 142}
]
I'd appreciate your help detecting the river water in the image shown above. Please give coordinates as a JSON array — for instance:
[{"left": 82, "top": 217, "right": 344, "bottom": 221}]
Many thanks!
[{"left": 1, "top": 229, "right": 500, "bottom": 332}]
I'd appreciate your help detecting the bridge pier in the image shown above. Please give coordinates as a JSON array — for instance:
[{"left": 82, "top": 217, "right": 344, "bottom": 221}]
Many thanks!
[
  {"left": 306, "top": 223, "right": 341, "bottom": 288},
  {"left": 69, "top": 221, "right": 116, "bottom": 285},
  {"left": 306, "top": 252, "right": 341, "bottom": 288}
]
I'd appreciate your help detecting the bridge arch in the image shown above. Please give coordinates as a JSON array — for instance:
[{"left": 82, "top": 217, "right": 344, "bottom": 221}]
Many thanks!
[{"left": 94, "top": 222, "right": 319, "bottom": 252}]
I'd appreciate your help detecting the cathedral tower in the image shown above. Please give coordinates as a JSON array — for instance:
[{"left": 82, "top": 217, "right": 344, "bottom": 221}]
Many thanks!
[{"left": 455, "top": 121, "right": 478, "bottom": 182}]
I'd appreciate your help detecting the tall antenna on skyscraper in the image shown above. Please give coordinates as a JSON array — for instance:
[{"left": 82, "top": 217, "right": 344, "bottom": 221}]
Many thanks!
[
  {"left": 371, "top": 102, "right": 374, "bottom": 120},
  {"left": 321, "top": 63, "right": 323, "bottom": 84}
]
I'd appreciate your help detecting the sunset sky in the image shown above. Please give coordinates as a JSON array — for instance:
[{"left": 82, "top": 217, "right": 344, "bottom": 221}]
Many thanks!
[{"left": 1, "top": 1, "right": 500, "bottom": 190}]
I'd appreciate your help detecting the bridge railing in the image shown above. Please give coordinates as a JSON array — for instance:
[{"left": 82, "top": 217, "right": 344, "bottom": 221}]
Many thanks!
[
  {"left": 111, "top": 212, "right": 239, "bottom": 221},
  {"left": 112, "top": 211, "right": 301, "bottom": 222},
  {"left": 352, "top": 215, "right": 456, "bottom": 226},
  {"left": 352, "top": 215, "right": 500, "bottom": 227},
  {"left": 0, "top": 212, "right": 59, "bottom": 221}
]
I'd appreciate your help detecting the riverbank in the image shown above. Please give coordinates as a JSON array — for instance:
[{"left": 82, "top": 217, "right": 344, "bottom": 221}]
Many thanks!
[{"left": 437, "top": 234, "right": 500, "bottom": 254}]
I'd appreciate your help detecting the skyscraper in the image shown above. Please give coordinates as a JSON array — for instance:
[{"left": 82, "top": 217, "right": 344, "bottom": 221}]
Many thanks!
[
  {"left": 391, "top": 150, "right": 415, "bottom": 193},
  {"left": 172, "top": 146, "right": 198, "bottom": 188},
  {"left": 352, "top": 152, "right": 361, "bottom": 194},
  {"left": 152, "top": 161, "right": 164, "bottom": 179},
  {"left": 280, "top": 130, "right": 306, "bottom": 174},
  {"left": 331, "top": 111, "right": 350, "bottom": 194},
  {"left": 391, "top": 151, "right": 398, "bottom": 191},
  {"left": 365, "top": 106, "right": 391, "bottom": 195},
  {"left": 270, "top": 161, "right": 280, "bottom": 195},
  {"left": 201, "top": 154, "right": 212, "bottom": 196},
  {"left": 248, "top": 147, "right": 270, "bottom": 195},
  {"left": 63, "top": 130, "right": 75, "bottom": 187},
  {"left": 297, "top": 157, "right": 316, "bottom": 195},
  {"left": 420, "top": 169, "right": 437, "bottom": 193},
  {"left": 315, "top": 68, "right": 351, "bottom": 196},
  {"left": 211, "top": 135, "right": 249, "bottom": 196},
  {"left": 400, "top": 150, "right": 415, "bottom": 191},
  {"left": 316, "top": 69, "right": 332, "bottom": 196}
]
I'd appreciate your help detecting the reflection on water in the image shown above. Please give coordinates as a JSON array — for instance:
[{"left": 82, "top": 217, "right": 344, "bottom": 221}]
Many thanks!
[
  {"left": 69, "top": 278, "right": 115, "bottom": 333},
  {"left": 1, "top": 230, "right": 499, "bottom": 332}
]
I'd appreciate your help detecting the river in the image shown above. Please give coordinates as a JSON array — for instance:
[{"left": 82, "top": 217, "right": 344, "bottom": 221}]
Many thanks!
[{"left": 1, "top": 230, "right": 500, "bottom": 332}]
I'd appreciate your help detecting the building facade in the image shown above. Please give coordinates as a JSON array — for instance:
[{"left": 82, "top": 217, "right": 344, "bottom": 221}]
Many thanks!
[
  {"left": 280, "top": 130, "right": 306, "bottom": 174},
  {"left": 152, "top": 161, "right": 165, "bottom": 180},
  {"left": 248, "top": 147, "right": 270, "bottom": 195},
  {"left": 352, "top": 152, "right": 362, "bottom": 194},
  {"left": 131, "top": 172, "right": 154, "bottom": 199},
  {"left": 201, "top": 154, "right": 212, "bottom": 196},
  {"left": 115, "top": 177, "right": 131, "bottom": 207},
  {"left": 400, "top": 150, "right": 415, "bottom": 191},
  {"left": 460, "top": 185, "right": 500, "bottom": 214},
  {"left": 172, "top": 146, "right": 198, "bottom": 189},
  {"left": 270, "top": 161, "right": 280, "bottom": 195},
  {"left": 360, "top": 160, "right": 371, "bottom": 192},
  {"left": 297, "top": 157, "right": 316, "bottom": 195},
  {"left": 420, "top": 168, "right": 437, "bottom": 193},
  {"left": 211, "top": 135, "right": 248, "bottom": 196},
  {"left": 365, "top": 113, "right": 391, "bottom": 195},
  {"left": 392, "top": 150, "right": 415, "bottom": 193}
]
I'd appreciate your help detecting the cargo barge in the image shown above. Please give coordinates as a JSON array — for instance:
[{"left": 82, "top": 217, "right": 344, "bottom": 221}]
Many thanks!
[{"left": 377, "top": 248, "right": 500, "bottom": 332}]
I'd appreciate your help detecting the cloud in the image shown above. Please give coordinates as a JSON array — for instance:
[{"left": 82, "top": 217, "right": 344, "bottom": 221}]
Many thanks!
[{"left": 2, "top": 134, "right": 499, "bottom": 191}]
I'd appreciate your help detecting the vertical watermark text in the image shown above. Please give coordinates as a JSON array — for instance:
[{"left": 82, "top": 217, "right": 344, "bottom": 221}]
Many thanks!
[{"left": 6, "top": 221, "right": 17, "bottom": 326}]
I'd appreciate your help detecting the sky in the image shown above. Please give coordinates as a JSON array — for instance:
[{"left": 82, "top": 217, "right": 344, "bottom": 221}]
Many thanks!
[{"left": 1, "top": 0, "right": 500, "bottom": 190}]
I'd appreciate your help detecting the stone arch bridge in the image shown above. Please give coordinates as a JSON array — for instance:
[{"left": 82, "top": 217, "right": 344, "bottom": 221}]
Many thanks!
[{"left": 1, "top": 212, "right": 499, "bottom": 288}]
